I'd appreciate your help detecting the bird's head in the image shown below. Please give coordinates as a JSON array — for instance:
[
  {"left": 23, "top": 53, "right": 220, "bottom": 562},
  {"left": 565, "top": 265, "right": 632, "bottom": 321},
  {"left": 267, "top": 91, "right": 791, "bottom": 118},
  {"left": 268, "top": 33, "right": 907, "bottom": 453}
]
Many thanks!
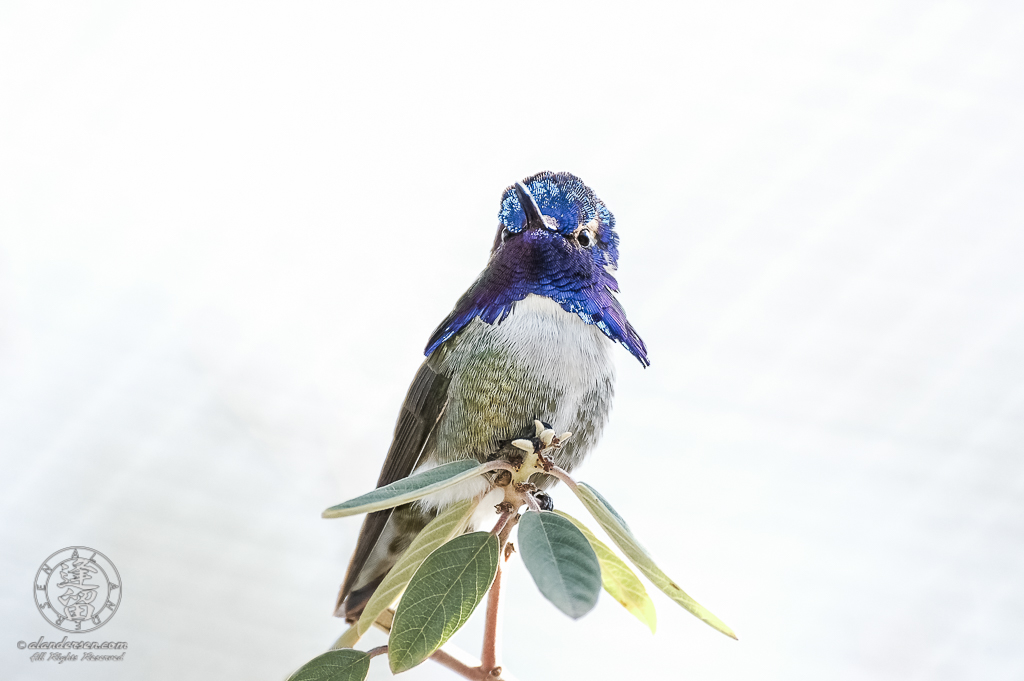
[
  {"left": 491, "top": 172, "right": 620, "bottom": 270},
  {"left": 426, "top": 171, "right": 648, "bottom": 366}
]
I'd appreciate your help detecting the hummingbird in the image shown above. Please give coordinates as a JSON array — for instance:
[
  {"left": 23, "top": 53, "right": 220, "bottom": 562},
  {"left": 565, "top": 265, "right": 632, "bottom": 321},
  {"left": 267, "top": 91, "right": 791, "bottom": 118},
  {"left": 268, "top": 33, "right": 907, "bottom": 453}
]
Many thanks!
[{"left": 336, "top": 171, "right": 649, "bottom": 620}]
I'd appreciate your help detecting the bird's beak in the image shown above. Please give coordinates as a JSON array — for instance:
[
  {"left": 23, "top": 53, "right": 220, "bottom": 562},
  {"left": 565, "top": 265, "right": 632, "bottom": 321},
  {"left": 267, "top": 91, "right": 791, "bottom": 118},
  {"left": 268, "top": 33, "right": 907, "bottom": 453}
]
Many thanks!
[{"left": 515, "top": 182, "right": 551, "bottom": 231}]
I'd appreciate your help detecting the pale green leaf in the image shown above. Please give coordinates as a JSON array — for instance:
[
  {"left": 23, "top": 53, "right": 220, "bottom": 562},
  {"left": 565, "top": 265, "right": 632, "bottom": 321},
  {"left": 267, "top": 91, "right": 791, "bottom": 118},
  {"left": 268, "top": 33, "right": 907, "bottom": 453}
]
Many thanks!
[
  {"left": 573, "top": 482, "right": 737, "bottom": 639},
  {"left": 332, "top": 625, "right": 361, "bottom": 650},
  {"left": 555, "top": 510, "right": 657, "bottom": 633},
  {"left": 356, "top": 498, "right": 478, "bottom": 636},
  {"left": 388, "top": 532, "right": 499, "bottom": 673},
  {"left": 518, "top": 510, "right": 601, "bottom": 619},
  {"left": 287, "top": 649, "right": 370, "bottom": 681},
  {"left": 322, "top": 460, "right": 499, "bottom": 518}
]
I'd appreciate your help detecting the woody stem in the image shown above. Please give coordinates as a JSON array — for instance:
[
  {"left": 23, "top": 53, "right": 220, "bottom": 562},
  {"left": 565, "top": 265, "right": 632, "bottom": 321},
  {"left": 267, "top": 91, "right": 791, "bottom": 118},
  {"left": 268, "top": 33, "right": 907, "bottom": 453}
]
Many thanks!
[{"left": 480, "top": 559, "right": 503, "bottom": 674}]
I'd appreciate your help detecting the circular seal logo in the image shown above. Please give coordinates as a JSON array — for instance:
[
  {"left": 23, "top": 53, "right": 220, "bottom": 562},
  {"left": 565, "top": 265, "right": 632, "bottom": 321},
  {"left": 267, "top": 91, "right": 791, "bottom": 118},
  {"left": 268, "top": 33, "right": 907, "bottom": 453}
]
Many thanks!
[{"left": 34, "top": 547, "right": 122, "bottom": 633}]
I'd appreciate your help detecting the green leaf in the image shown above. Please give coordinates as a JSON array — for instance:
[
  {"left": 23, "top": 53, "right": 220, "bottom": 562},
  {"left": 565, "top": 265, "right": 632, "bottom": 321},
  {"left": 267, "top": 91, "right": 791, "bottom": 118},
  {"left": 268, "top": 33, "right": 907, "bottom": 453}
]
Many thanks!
[
  {"left": 286, "top": 649, "right": 370, "bottom": 681},
  {"left": 573, "top": 482, "right": 737, "bottom": 640},
  {"left": 332, "top": 625, "right": 361, "bottom": 650},
  {"left": 555, "top": 510, "right": 657, "bottom": 633},
  {"left": 356, "top": 498, "right": 478, "bottom": 636},
  {"left": 388, "top": 531, "right": 499, "bottom": 673},
  {"left": 323, "top": 460, "right": 497, "bottom": 518},
  {"left": 518, "top": 510, "right": 601, "bottom": 619}
]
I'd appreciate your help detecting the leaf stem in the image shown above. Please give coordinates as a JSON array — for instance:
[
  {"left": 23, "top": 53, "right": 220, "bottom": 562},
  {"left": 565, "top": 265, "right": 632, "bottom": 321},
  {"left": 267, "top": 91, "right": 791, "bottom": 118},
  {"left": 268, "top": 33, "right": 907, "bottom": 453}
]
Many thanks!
[
  {"left": 548, "top": 465, "right": 578, "bottom": 491},
  {"left": 366, "top": 645, "right": 388, "bottom": 658}
]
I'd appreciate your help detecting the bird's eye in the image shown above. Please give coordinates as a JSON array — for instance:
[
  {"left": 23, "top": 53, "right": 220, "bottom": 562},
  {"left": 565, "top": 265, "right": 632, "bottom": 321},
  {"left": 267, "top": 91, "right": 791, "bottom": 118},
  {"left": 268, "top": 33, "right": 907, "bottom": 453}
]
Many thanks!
[
  {"left": 501, "top": 228, "right": 511, "bottom": 243},
  {"left": 576, "top": 230, "right": 593, "bottom": 248}
]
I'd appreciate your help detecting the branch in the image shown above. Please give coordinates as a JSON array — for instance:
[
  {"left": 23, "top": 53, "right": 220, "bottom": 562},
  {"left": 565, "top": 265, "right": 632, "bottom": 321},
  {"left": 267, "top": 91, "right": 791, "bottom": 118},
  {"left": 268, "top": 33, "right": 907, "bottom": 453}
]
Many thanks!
[
  {"left": 480, "top": 559, "right": 503, "bottom": 674},
  {"left": 497, "top": 513, "right": 520, "bottom": 551},
  {"left": 490, "top": 505, "right": 515, "bottom": 536},
  {"left": 479, "top": 511, "right": 522, "bottom": 678},
  {"left": 431, "top": 647, "right": 489, "bottom": 680}
]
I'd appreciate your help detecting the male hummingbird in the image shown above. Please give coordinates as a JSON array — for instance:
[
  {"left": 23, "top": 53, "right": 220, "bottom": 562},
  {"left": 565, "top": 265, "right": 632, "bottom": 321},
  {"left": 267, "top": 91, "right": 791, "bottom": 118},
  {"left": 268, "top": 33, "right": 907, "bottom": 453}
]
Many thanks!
[{"left": 336, "top": 171, "right": 648, "bottom": 620}]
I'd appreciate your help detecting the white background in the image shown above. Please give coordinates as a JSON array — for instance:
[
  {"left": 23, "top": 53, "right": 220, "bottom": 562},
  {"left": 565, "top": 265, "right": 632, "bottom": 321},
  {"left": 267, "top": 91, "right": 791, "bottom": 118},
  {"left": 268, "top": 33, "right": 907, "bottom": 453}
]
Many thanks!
[{"left": 2, "top": 2, "right": 1022, "bottom": 680}]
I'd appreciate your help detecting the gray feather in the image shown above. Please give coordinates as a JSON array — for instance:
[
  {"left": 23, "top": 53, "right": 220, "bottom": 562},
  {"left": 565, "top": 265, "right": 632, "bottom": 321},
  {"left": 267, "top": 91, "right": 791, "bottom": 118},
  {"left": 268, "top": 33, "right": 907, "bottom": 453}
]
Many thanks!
[{"left": 334, "top": 360, "right": 448, "bottom": 618}]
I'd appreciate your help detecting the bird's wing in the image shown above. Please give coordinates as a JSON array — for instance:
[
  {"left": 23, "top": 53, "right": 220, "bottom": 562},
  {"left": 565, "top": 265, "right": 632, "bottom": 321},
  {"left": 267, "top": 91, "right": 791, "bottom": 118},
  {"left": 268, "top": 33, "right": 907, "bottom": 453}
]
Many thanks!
[{"left": 334, "top": 358, "right": 450, "bottom": 617}]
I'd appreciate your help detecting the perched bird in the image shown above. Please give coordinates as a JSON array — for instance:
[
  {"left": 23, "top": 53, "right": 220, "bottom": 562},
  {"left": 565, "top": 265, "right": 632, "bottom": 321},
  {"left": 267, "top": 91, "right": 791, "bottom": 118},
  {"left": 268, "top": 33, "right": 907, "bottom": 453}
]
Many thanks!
[{"left": 336, "top": 171, "right": 648, "bottom": 620}]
